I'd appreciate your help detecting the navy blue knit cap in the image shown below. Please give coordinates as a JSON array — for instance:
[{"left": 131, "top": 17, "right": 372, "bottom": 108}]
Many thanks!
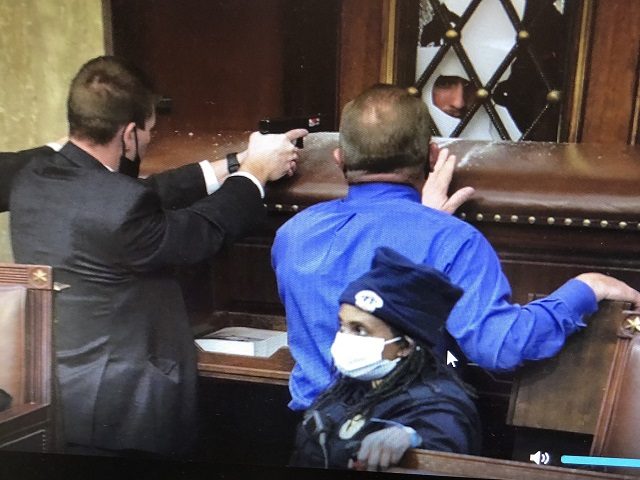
[{"left": 339, "top": 247, "right": 463, "bottom": 347}]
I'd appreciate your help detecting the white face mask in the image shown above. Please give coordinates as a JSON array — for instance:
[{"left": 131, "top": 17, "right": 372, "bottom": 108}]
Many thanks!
[{"left": 330, "top": 331, "right": 402, "bottom": 381}]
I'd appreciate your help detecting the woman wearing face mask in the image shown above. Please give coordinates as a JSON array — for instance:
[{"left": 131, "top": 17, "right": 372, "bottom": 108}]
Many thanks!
[{"left": 289, "top": 247, "right": 481, "bottom": 471}]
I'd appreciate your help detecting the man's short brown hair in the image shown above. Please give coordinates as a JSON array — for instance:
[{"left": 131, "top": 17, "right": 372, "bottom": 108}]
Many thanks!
[
  {"left": 339, "top": 84, "right": 431, "bottom": 173},
  {"left": 67, "top": 56, "right": 156, "bottom": 145}
]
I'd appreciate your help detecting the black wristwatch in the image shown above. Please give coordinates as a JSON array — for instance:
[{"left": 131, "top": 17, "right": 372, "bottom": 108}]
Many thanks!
[{"left": 226, "top": 152, "right": 240, "bottom": 174}]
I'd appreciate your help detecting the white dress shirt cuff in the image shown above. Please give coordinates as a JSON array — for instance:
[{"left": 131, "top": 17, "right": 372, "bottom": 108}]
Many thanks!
[
  {"left": 230, "top": 172, "right": 265, "bottom": 199},
  {"left": 199, "top": 160, "right": 221, "bottom": 195},
  {"left": 46, "top": 142, "right": 64, "bottom": 152}
]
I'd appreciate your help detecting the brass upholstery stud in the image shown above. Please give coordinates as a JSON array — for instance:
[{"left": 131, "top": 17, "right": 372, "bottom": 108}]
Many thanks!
[
  {"left": 547, "top": 217, "right": 555, "bottom": 225},
  {"left": 275, "top": 204, "right": 283, "bottom": 211},
  {"left": 546, "top": 90, "right": 562, "bottom": 104},
  {"left": 460, "top": 212, "right": 467, "bottom": 220},
  {"left": 493, "top": 214, "right": 501, "bottom": 222},
  {"left": 476, "top": 213, "right": 484, "bottom": 221},
  {"left": 528, "top": 216, "right": 536, "bottom": 224},
  {"left": 619, "top": 221, "right": 627, "bottom": 229},
  {"left": 600, "top": 220, "right": 608, "bottom": 228},
  {"left": 583, "top": 219, "right": 591, "bottom": 227},
  {"left": 407, "top": 86, "right": 420, "bottom": 97},
  {"left": 510, "top": 215, "right": 518, "bottom": 223},
  {"left": 476, "top": 88, "right": 489, "bottom": 100},
  {"left": 564, "top": 218, "right": 573, "bottom": 226},
  {"left": 517, "top": 30, "right": 530, "bottom": 41},
  {"left": 445, "top": 29, "right": 459, "bottom": 40}
]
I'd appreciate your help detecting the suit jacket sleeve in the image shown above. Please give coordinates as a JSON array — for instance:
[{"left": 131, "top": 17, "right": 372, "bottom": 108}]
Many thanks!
[
  {"left": 111, "top": 175, "right": 264, "bottom": 271},
  {"left": 140, "top": 163, "right": 208, "bottom": 210},
  {"left": 0, "top": 146, "right": 54, "bottom": 212}
]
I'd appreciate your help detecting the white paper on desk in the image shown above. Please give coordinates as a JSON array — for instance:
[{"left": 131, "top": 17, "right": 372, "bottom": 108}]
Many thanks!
[{"left": 195, "top": 326, "right": 287, "bottom": 358}]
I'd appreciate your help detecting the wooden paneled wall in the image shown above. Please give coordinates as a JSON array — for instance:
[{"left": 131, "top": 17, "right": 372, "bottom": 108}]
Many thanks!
[
  {"left": 111, "top": 0, "right": 286, "bottom": 132},
  {"left": 579, "top": 0, "right": 640, "bottom": 145},
  {"left": 337, "top": 0, "right": 386, "bottom": 113},
  {"left": 109, "top": 0, "right": 339, "bottom": 132},
  {"left": 337, "top": 0, "right": 420, "bottom": 112}
]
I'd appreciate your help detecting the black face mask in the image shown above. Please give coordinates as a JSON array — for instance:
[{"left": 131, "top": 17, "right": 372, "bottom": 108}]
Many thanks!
[{"left": 119, "top": 128, "right": 141, "bottom": 178}]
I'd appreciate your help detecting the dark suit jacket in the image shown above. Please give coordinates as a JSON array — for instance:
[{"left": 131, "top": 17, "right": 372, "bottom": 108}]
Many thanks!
[
  {"left": 0, "top": 146, "right": 55, "bottom": 212},
  {"left": 10, "top": 142, "right": 264, "bottom": 455}
]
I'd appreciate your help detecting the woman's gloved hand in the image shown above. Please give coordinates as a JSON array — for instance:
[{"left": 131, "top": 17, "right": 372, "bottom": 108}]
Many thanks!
[{"left": 350, "top": 426, "right": 413, "bottom": 471}]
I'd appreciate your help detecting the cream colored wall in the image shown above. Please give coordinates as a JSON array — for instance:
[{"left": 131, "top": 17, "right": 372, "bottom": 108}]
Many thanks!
[{"left": 0, "top": 0, "right": 104, "bottom": 262}]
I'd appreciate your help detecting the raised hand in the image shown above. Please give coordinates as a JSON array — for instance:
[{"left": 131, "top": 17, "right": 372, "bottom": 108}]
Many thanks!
[{"left": 422, "top": 143, "right": 475, "bottom": 214}]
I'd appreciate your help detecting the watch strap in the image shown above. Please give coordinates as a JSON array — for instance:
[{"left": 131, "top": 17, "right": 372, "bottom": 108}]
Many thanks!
[{"left": 226, "top": 152, "right": 240, "bottom": 174}]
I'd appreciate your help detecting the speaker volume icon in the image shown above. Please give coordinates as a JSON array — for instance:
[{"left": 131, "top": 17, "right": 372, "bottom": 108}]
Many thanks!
[{"left": 530, "top": 451, "right": 550, "bottom": 465}]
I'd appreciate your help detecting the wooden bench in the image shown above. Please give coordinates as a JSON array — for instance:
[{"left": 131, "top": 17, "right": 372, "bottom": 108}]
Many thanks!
[{"left": 0, "top": 263, "right": 57, "bottom": 452}]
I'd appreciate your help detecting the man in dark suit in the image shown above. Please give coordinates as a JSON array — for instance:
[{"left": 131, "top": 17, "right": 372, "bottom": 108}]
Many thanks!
[{"left": 9, "top": 55, "right": 306, "bottom": 457}]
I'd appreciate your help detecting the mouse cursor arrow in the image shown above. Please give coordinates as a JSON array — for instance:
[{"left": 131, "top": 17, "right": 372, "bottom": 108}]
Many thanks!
[{"left": 446, "top": 351, "right": 458, "bottom": 367}]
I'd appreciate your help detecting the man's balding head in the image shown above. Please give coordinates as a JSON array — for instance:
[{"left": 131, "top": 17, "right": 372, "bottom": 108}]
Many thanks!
[{"left": 339, "top": 84, "right": 431, "bottom": 177}]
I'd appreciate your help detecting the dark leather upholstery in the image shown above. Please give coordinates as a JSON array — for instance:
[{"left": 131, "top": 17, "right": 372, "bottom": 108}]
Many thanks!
[{"left": 144, "top": 133, "right": 640, "bottom": 227}]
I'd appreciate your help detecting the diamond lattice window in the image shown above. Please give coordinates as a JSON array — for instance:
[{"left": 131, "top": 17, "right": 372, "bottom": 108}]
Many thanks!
[{"left": 414, "top": 0, "right": 566, "bottom": 141}]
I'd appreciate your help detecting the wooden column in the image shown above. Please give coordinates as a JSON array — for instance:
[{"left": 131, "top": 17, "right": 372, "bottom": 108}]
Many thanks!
[
  {"left": 580, "top": 0, "right": 640, "bottom": 144},
  {"left": 337, "top": 0, "right": 386, "bottom": 113}
]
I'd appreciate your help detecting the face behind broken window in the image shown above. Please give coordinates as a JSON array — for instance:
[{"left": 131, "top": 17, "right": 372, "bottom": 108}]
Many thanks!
[{"left": 415, "top": 0, "right": 566, "bottom": 141}]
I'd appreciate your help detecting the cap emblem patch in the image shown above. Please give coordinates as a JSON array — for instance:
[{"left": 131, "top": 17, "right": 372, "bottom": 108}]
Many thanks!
[{"left": 354, "top": 290, "right": 384, "bottom": 313}]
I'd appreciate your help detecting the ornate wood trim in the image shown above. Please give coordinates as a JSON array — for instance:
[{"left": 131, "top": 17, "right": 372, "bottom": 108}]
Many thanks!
[
  {"left": 101, "top": 0, "right": 113, "bottom": 55},
  {"left": 631, "top": 56, "right": 640, "bottom": 145},
  {"left": 563, "top": 0, "right": 596, "bottom": 143},
  {"left": 0, "top": 263, "right": 55, "bottom": 452},
  {"left": 380, "top": 0, "right": 397, "bottom": 83},
  {"left": 591, "top": 312, "right": 640, "bottom": 464},
  {"left": 0, "top": 264, "right": 52, "bottom": 290}
]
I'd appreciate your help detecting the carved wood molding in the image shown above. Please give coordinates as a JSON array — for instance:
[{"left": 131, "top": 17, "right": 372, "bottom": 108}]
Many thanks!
[
  {"left": 0, "top": 264, "right": 52, "bottom": 290},
  {"left": 564, "top": 0, "right": 595, "bottom": 142}
]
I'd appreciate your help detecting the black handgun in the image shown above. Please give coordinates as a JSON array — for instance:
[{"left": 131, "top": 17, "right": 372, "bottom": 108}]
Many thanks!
[{"left": 258, "top": 114, "right": 324, "bottom": 148}]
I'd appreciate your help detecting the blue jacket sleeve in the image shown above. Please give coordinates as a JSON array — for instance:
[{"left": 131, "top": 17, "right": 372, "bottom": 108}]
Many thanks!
[{"left": 443, "top": 231, "right": 598, "bottom": 370}]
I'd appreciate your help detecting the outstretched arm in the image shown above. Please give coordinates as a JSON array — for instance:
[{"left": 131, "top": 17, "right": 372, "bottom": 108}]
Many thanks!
[{"left": 444, "top": 231, "right": 640, "bottom": 370}]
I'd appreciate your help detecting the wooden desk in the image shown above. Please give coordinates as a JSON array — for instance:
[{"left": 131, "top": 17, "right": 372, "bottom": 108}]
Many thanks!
[
  {"left": 394, "top": 449, "right": 635, "bottom": 480},
  {"left": 197, "top": 347, "right": 294, "bottom": 386},
  {"left": 195, "top": 310, "right": 293, "bottom": 385}
]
